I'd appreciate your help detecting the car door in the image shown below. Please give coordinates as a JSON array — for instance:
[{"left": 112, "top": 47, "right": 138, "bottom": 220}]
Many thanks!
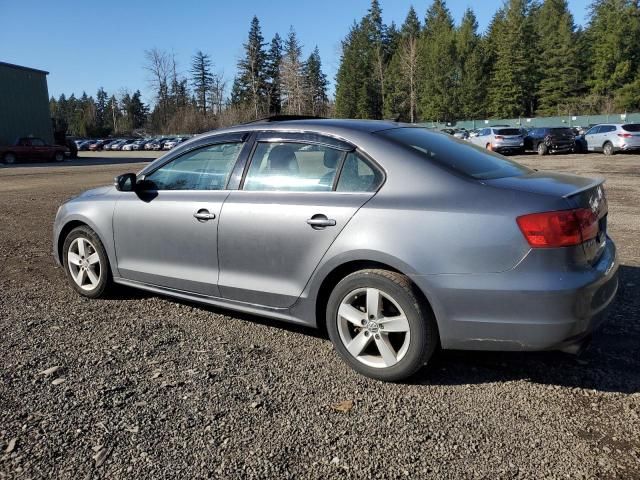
[
  {"left": 217, "top": 132, "right": 384, "bottom": 308},
  {"left": 29, "top": 138, "right": 48, "bottom": 160},
  {"left": 599, "top": 125, "right": 616, "bottom": 148},
  {"left": 585, "top": 126, "right": 601, "bottom": 151},
  {"left": 112, "top": 136, "right": 250, "bottom": 296}
]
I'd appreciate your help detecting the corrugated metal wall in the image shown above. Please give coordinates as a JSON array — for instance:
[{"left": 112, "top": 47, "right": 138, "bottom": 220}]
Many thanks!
[
  {"left": 0, "top": 63, "right": 53, "bottom": 145},
  {"left": 418, "top": 112, "right": 640, "bottom": 130}
]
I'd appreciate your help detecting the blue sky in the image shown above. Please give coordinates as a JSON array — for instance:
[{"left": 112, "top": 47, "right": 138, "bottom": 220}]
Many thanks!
[{"left": 0, "top": 0, "right": 591, "bottom": 104}]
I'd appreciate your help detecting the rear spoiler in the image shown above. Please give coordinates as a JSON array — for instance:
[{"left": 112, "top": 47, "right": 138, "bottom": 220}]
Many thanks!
[{"left": 561, "top": 177, "right": 605, "bottom": 198}]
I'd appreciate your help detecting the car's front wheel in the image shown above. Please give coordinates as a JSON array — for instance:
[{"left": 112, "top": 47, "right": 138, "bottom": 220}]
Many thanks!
[
  {"left": 327, "top": 269, "right": 438, "bottom": 382},
  {"left": 62, "top": 226, "right": 113, "bottom": 298},
  {"left": 53, "top": 151, "right": 65, "bottom": 162},
  {"left": 2, "top": 152, "right": 16, "bottom": 164},
  {"left": 537, "top": 142, "right": 548, "bottom": 156}
]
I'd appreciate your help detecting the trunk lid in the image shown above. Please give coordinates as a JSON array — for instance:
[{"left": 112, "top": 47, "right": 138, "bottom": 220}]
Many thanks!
[{"left": 485, "top": 172, "right": 608, "bottom": 264}]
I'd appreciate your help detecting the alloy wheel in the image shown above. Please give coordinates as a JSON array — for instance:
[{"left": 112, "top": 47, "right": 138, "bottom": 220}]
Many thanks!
[
  {"left": 67, "top": 237, "right": 101, "bottom": 291},
  {"left": 337, "top": 287, "right": 411, "bottom": 369}
]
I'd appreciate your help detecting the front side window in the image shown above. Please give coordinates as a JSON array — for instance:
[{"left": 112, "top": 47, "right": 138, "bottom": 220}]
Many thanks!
[
  {"left": 144, "top": 142, "right": 244, "bottom": 190},
  {"left": 31, "top": 138, "right": 45, "bottom": 146},
  {"left": 243, "top": 142, "right": 343, "bottom": 192},
  {"left": 585, "top": 126, "right": 600, "bottom": 135},
  {"left": 336, "top": 152, "right": 383, "bottom": 192}
]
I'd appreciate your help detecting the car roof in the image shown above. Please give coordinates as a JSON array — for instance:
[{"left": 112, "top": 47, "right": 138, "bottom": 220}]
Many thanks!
[{"left": 208, "top": 118, "right": 403, "bottom": 137}]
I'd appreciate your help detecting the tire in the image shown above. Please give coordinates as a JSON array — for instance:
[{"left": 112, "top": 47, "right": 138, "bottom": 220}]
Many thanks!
[
  {"left": 62, "top": 226, "right": 113, "bottom": 298},
  {"left": 53, "top": 151, "right": 65, "bottom": 162},
  {"left": 326, "top": 269, "right": 438, "bottom": 382},
  {"left": 2, "top": 152, "right": 16, "bottom": 164},
  {"left": 486, "top": 143, "right": 493, "bottom": 151},
  {"left": 603, "top": 142, "right": 614, "bottom": 156},
  {"left": 537, "top": 142, "right": 548, "bottom": 156}
]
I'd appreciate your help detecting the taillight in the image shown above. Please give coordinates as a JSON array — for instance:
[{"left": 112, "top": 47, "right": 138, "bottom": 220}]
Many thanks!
[
  {"left": 517, "top": 208, "right": 598, "bottom": 248},
  {"left": 618, "top": 133, "right": 632, "bottom": 138}
]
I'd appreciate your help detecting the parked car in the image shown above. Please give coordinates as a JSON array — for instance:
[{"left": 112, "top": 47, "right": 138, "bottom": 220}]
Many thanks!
[
  {"left": 523, "top": 127, "right": 576, "bottom": 155},
  {"left": 578, "top": 124, "right": 640, "bottom": 155},
  {"left": 162, "top": 136, "right": 190, "bottom": 150},
  {"left": 111, "top": 139, "right": 135, "bottom": 151},
  {"left": 0, "top": 137, "right": 69, "bottom": 164},
  {"left": 77, "top": 140, "right": 93, "bottom": 151},
  {"left": 53, "top": 118, "right": 618, "bottom": 381},
  {"left": 89, "top": 140, "right": 109, "bottom": 151},
  {"left": 103, "top": 140, "right": 121, "bottom": 151},
  {"left": 122, "top": 139, "right": 145, "bottom": 151},
  {"left": 468, "top": 127, "right": 525, "bottom": 154},
  {"left": 148, "top": 138, "right": 169, "bottom": 151}
]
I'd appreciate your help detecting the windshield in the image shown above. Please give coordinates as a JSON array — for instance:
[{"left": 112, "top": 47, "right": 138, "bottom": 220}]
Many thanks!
[
  {"left": 622, "top": 124, "right": 640, "bottom": 132},
  {"left": 377, "top": 127, "right": 532, "bottom": 180},
  {"left": 495, "top": 128, "right": 521, "bottom": 136}
]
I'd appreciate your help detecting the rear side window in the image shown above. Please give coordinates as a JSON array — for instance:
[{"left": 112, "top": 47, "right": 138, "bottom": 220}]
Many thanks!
[
  {"left": 602, "top": 125, "right": 616, "bottom": 133},
  {"left": 336, "top": 152, "right": 383, "bottom": 192},
  {"left": 622, "top": 124, "right": 640, "bottom": 132},
  {"left": 495, "top": 128, "right": 521, "bottom": 136},
  {"left": 243, "top": 142, "right": 342, "bottom": 192},
  {"left": 378, "top": 127, "right": 531, "bottom": 180}
]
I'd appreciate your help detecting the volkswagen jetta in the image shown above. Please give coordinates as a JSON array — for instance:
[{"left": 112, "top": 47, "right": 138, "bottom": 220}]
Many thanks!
[{"left": 53, "top": 118, "right": 619, "bottom": 381}]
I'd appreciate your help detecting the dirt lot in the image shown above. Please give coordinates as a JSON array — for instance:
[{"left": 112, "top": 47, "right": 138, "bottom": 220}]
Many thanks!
[{"left": 1, "top": 152, "right": 639, "bottom": 479}]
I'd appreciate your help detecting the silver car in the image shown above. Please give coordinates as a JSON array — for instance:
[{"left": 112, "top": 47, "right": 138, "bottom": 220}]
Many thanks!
[
  {"left": 468, "top": 127, "right": 525, "bottom": 154},
  {"left": 583, "top": 123, "right": 640, "bottom": 155},
  {"left": 53, "top": 119, "right": 619, "bottom": 381}
]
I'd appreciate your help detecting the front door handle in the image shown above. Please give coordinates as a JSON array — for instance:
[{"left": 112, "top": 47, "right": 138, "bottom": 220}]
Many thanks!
[
  {"left": 307, "top": 214, "right": 336, "bottom": 229},
  {"left": 194, "top": 209, "right": 216, "bottom": 221}
]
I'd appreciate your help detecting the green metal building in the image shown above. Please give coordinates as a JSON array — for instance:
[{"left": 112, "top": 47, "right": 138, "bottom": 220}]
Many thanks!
[{"left": 0, "top": 61, "right": 53, "bottom": 145}]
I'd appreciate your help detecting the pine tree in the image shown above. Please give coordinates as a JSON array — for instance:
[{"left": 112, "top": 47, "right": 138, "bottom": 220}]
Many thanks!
[
  {"left": 190, "top": 50, "right": 214, "bottom": 115},
  {"left": 417, "top": 0, "right": 458, "bottom": 122},
  {"left": 303, "top": 46, "right": 329, "bottom": 116},
  {"left": 586, "top": 0, "right": 640, "bottom": 109},
  {"left": 456, "top": 8, "right": 488, "bottom": 119},
  {"left": 265, "top": 33, "right": 284, "bottom": 115},
  {"left": 234, "top": 16, "right": 268, "bottom": 117},
  {"left": 280, "top": 27, "right": 304, "bottom": 115},
  {"left": 384, "top": 7, "right": 420, "bottom": 121},
  {"left": 486, "top": 0, "right": 535, "bottom": 118}
]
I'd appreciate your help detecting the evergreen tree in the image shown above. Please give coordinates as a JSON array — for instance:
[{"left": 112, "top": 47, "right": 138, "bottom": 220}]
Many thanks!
[
  {"left": 418, "top": 0, "right": 458, "bottom": 122},
  {"left": 95, "top": 87, "right": 109, "bottom": 132},
  {"left": 303, "top": 46, "right": 329, "bottom": 116},
  {"left": 265, "top": 33, "right": 284, "bottom": 115},
  {"left": 586, "top": 0, "right": 640, "bottom": 109},
  {"left": 281, "top": 27, "right": 304, "bottom": 115},
  {"left": 233, "top": 16, "right": 268, "bottom": 117},
  {"left": 456, "top": 8, "right": 488, "bottom": 119},
  {"left": 534, "top": 0, "right": 581, "bottom": 115},
  {"left": 486, "top": 0, "right": 535, "bottom": 118},
  {"left": 190, "top": 50, "right": 214, "bottom": 115},
  {"left": 384, "top": 7, "right": 420, "bottom": 121}
]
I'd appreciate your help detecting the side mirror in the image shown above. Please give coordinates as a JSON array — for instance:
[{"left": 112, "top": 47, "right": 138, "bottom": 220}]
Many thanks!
[{"left": 114, "top": 173, "right": 137, "bottom": 192}]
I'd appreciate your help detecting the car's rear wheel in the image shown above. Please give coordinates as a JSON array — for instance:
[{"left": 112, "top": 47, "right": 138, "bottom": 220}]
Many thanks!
[
  {"left": 537, "top": 142, "right": 548, "bottom": 156},
  {"left": 2, "top": 152, "right": 16, "bottom": 164},
  {"left": 62, "top": 226, "right": 113, "bottom": 298},
  {"left": 603, "top": 142, "right": 614, "bottom": 156},
  {"left": 326, "top": 269, "right": 438, "bottom": 382}
]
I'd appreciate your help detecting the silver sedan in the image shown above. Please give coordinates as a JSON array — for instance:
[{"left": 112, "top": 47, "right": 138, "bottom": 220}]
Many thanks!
[{"left": 53, "top": 119, "right": 619, "bottom": 381}]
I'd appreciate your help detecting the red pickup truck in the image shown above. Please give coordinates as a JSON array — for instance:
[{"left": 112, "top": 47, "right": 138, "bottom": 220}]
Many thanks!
[{"left": 0, "top": 137, "right": 69, "bottom": 164}]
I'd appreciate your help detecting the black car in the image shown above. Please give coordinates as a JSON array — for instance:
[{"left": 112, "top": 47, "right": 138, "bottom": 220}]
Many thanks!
[{"left": 524, "top": 127, "right": 576, "bottom": 155}]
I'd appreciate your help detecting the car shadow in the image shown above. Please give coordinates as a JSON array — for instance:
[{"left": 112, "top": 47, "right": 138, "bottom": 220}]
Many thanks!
[
  {"left": 108, "top": 265, "right": 640, "bottom": 394},
  {"left": 410, "top": 264, "right": 640, "bottom": 394}
]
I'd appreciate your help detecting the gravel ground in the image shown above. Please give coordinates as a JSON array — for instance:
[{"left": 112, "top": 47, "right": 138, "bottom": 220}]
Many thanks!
[{"left": 1, "top": 152, "right": 639, "bottom": 479}]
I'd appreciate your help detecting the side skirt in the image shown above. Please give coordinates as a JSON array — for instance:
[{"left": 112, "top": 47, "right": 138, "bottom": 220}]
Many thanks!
[{"left": 113, "top": 276, "right": 312, "bottom": 327}]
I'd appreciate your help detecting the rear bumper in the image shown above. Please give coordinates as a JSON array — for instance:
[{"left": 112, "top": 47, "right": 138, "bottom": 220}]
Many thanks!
[{"left": 410, "top": 238, "right": 619, "bottom": 351}]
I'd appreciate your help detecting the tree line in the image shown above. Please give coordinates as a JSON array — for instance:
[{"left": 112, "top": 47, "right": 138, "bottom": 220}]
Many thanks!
[
  {"left": 49, "top": 17, "right": 329, "bottom": 137},
  {"left": 336, "top": 0, "right": 640, "bottom": 123},
  {"left": 50, "top": 0, "right": 640, "bottom": 137}
]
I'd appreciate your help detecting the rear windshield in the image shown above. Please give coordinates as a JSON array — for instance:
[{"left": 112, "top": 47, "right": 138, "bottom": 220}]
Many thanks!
[
  {"left": 495, "top": 128, "right": 521, "bottom": 136},
  {"left": 377, "top": 127, "right": 532, "bottom": 180},
  {"left": 622, "top": 124, "right": 640, "bottom": 132}
]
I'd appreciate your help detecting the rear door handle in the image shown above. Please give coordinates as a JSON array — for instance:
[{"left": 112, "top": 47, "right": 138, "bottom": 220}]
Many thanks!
[
  {"left": 307, "top": 214, "right": 336, "bottom": 229},
  {"left": 194, "top": 209, "right": 216, "bottom": 221}
]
